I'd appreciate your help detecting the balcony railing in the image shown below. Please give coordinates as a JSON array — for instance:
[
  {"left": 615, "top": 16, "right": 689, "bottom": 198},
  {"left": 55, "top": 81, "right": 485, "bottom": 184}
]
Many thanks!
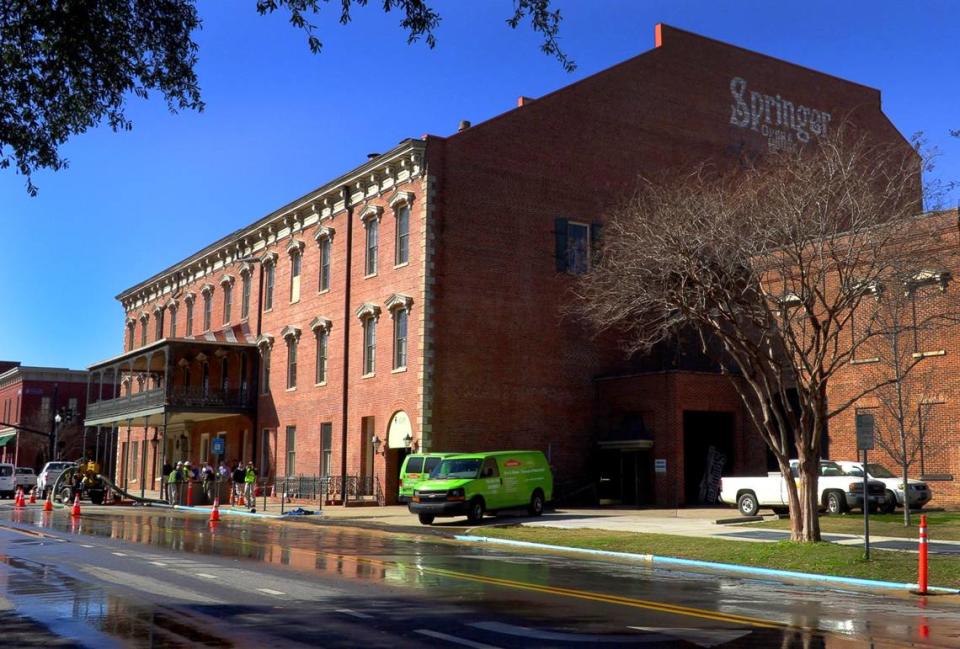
[{"left": 86, "top": 384, "right": 254, "bottom": 420}]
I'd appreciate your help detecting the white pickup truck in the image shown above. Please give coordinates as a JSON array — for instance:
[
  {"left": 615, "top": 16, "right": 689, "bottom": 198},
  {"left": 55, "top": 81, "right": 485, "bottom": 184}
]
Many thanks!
[{"left": 719, "top": 460, "right": 887, "bottom": 516}]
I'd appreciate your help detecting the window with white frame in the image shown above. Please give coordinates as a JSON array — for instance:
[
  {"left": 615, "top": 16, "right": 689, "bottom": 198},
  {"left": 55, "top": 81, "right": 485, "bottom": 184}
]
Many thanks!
[
  {"left": 554, "top": 218, "right": 600, "bottom": 276},
  {"left": 140, "top": 316, "right": 148, "bottom": 346},
  {"left": 155, "top": 308, "right": 164, "bottom": 340},
  {"left": 202, "top": 290, "right": 213, "bottom": 331},
  {"left": 395, "top": 203, "right": 410, "bottom": 266},
  {"left": 356, "top": 303, "right": 380, "bottom": 376},
  {"left": 319, "top": 236, "right": 331, "bottom": 292},
  {"left": 285, "top": 426, "right": 296, "bottom": 476},
  {"left": 316, "top": 328, "right": 328, "bottom": 384},
  {"left": 223, "top": 283, "right": 232, "bottom": 324},
  {"left": 185, "top": 298, "right": 194, "bottom": 336},
  {"left": 259, "top": 340, "right": 272, "bottom": 394},
  {"left": 392, "top": 308, "right": 408, "bottom": 370},
  {"left": 127, "top": 322, "right": 135, "bottom": 350},
  {"left": 288, "top": 242, "right": 303, "bottom": 303},
  {"left": 320, "top": 422, "right": 332, "bottom": 477},
  {"left": 241, "top": 272, "right": 251, "bottom": 320},
  {"left": 287, "top": 336, "right": 298, "bottom": 389},
  {"left": 364, "top": 214, "right": 380, "bottom": 276},
  {"left": 264, "top": 261, "right": 275, "bottom": 311},
  {"left": 169, "top": 304, "right": 178, "bottom": 337}
]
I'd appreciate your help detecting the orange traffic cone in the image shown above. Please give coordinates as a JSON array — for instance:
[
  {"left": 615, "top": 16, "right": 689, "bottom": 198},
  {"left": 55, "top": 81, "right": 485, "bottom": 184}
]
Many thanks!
[
  {"left": 210, "top": 497, "right": 221, "bottom": 522},
  {"left": 71, "top": 494, "right": 81, "bottom": 517},
  {"left": 43, "top": 493, "right": 53, "bottom": 512},
  {"left": 238, "top": 493, "right": 245, "bottom": 506},
  {"left": 14, "top": 487, "right": 24, "bottom": 508},
  {"left": 29, "top": 488, "right": 36, "bottom": 504}
]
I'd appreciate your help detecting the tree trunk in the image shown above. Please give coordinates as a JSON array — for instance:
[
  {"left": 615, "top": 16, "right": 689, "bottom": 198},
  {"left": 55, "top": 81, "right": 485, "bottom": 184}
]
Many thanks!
[
  {"left": 777, "top": 456, "right": 803, "bottom": 540},
  {"left": 796, "top": 455, "right": 822, "bottom": 542}
]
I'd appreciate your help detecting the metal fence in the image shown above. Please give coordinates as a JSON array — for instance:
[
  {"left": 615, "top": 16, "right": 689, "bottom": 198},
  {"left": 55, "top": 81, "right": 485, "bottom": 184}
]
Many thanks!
[{"left": 275, "top": 475, "right": 384, "bottom": 506}]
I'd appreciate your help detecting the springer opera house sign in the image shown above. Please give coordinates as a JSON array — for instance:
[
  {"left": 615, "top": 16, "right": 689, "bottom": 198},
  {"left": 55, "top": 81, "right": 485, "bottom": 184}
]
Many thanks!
[{"left": 729, "top": 77, "right": 832, "bottom": 152}]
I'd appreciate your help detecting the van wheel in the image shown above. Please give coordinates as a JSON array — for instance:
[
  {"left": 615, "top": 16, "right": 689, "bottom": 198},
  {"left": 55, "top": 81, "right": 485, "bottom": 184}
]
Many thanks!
[
  {"left": 528, "top": 490, "right": 545, "bottom": 516},
  {"left": 737, "top": 492, "right": 759, "bottom": 517},
  {"left": 825, "top": 491, "right": 846, "bottom": 515},
  {"left": 466, "top": 498, "right": 485, "bottom": 523},
  {"left": 418, "top": 513, "right": 435, "bottom": 525}
]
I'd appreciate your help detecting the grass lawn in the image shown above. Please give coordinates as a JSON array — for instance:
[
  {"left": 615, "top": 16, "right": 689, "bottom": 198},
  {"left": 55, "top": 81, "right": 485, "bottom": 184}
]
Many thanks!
[
  {"left": 479, "top": 526, "right": 960, "bottom": 588},
  {"left": 748, "top": 511, "right": 960, "bottom": 541}
]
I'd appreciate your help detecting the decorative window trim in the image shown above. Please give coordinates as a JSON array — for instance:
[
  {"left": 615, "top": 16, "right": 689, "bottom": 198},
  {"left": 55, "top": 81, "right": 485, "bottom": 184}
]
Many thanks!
[
  {"left": 238, "top": 262, "right": 253, "bottom": 277},
  {"left": 126, "top": 317, "right": 136, "bottom": 327},
  {"left": 355, "top": 302, "right": 381, "bottom": 322},
  {"left": 280, "top": 325, "right": 302, "bottom": 342},
  {"left": 286, "top": 239, "right": 305, "bottom": 256},
  {"left": 314, "top": 226, "right": 336, "bottom": 243},
  {"left": 219, "top": 274, "right": 235, "bottom": 287},
  {"left": 912, "top": 350, "right": 946, "bottom": 359},
  {"left": 153, "top": 304, "right": 164, "bottom": 316},
  {"left": 177, "top": 358, "right": 190, "bottom": 368},
  {"left": 200, "top": 283, "right": 215, "bottom": 296},
  {"left": 389, "top": 191, "right": 415, "bottom": 210},
  {"left": 359, "top": 204, "right": 383, "bottom": 224},
  {"left": 165, "top": 299, "right": 178, "bottom": 310},
  {"left": 906, "top": 269, "right": 951, "bottom": 294},
  {"left": 309, "top": 316, "right": 333, "bottom": 334},
  {"left": 385, "top": 293, "right": 413, "bottom": 314},
  {"left": 255, "top": 334, "right": 275, "bottom": 352},
  {"left": 183, "top": 292, "right": 196, "bottom": 304},
  {"left": 260, "top": 251, "right": 279, "bottom": 266}
]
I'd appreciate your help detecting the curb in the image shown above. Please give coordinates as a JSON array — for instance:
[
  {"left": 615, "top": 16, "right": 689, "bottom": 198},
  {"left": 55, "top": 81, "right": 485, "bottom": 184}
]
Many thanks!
[
  {"left": 172, "top": 505, "right": 281, "bottom": 519},
  {"left": 455, "top": 534, "right": 960, "bottom": 595}
]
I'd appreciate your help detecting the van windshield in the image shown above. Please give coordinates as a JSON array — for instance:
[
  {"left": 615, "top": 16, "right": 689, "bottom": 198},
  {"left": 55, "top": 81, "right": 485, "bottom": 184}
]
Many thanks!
[{"left": 430, "top": 458, "right": 482, "bottom": 480}]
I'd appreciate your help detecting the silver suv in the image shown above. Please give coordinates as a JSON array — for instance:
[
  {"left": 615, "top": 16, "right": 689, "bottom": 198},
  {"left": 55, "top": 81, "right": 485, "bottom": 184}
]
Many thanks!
[{"left": 37, "top": 461, "right": 76, "bottom": 497}]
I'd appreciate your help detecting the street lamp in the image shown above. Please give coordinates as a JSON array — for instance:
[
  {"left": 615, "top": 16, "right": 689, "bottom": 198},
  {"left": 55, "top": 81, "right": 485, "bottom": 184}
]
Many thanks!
[{"left": 53, "top": 413, "right": 62, "bottom": 461}]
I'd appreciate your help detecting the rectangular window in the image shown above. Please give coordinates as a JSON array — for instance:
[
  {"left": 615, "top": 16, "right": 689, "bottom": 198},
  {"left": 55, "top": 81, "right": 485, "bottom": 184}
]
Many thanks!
[
  {"left": 365, "top": 219, "right": 378, "bottom": 276},
  {"left": 130, "top": 441, "right": 139, "bottom": 482},
  {"left": 566, "top": 222, "right": 591, "bottom": 275},
  {"left": 285, "top": 426, "right": 296, "bottom": 476},
  {"left": 319, "top": 238, "right": 331, "bottom": 292},
  {"left": 287, "top": 338, "right": 298, "bottom": 390},
  {"left": 363, "top": 318, "right": 376, "bottom": 375},
  {"left": 170, "top": 307, "right": 177, "bottom": 337},
  {"left": 155, "top": 311, "right": 164, "bottom": 340},
  {"left": 201, "top": 362, "right": 209, "bottom": 396},
  {"left": 220, "top": 357, "right": 229, "bottom": 392},
  {"left": 393, "top": 309, "right": 408, "bottom": 370},
  {"left": 241, "top": 273, "right": 251, "bottom": 320},
  {"left": 261, "top": 349, "right": 271, "bottom": 394},
  {"left": 40, "top": 396, "right": 51, "bottom": 420},
  {"left": 223, "top": 284, "right": 232, "bottom": 324},
  {"left": 316, "top": 330, "right": 328, "bottom": 384},
  {"left": 141, "top": 319, "right": 148, "bottom": 346},
  {"left": 203, "top": 293, "right": 212, "bottom": 331},
  {"left": 261, "top": 428, "right": 272, "bottom": 476},
  {"left": 128, "top": 325, "right": 135, "bottom": 350},
  {"left": 290, "top": 251, "right": 301, "bottom": 302},
  {"left": 264, "top": 264, "right": 275, "bottom": 311},
  {"left": 186, "top": 301, "right": 194, "bottom": 336},
  {"left": 395, "top": 204, "right": 410, "bottom": 266},
  {"left": 320, "top": 422, "right": 332, "bottom": 477}
]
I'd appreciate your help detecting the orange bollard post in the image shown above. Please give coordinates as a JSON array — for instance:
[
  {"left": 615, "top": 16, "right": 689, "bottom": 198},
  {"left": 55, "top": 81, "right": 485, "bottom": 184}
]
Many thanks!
[
  {"left": 71, "top": 494, "right": 82, "bottom": 517},
  {"left": 210, "top": 497, "right": 221, "bottom": 522},
  {"left": 29, "top": 488, "right": 36, "bottom": 504},
  {"left": 917, "top": 514, "right": 928, "bottom": 595},
  {"left": 186, "top": 481, "right": 193, "bottom": 507},
  {"left": 43, "top": 492, "right": 53, "bottom": 512}
]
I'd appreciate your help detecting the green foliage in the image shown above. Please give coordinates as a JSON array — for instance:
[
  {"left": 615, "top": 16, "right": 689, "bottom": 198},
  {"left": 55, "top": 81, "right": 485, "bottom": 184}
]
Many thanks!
[
  {"left": 2, "top": 0, "right": 573, "bottom": 195},
  {"left": 0, "top": 0, "right": 203, "bottom": 195}
]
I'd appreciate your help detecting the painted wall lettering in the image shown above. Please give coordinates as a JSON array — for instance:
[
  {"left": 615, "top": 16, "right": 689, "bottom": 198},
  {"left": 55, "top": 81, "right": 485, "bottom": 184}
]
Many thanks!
[{"left": 729, "top": 77, "right": 832, "bottom": 151}]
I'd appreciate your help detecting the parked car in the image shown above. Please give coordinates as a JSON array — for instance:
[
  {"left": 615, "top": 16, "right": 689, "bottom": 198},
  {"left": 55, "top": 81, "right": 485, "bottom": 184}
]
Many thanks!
[
  {"left": 409, "top": 451, "right": 553, "bottom": 525},
  {"left": 719, "top": 459, "right": 886, "bottom": 516},
  {"left": 833, "top": 460, "right": 932, "bottom": 513},
  {"left": 14, "top": 467, "right": 37, "bottom": 491},
  {"left": 397, "top": 453, "right": 456, "bottom": 503},
  {"left": 0, "top": 463, "right": 15, "bottom": 499},
  {"left": 37, "top": 461, "right": 77, "bottom": 497}
]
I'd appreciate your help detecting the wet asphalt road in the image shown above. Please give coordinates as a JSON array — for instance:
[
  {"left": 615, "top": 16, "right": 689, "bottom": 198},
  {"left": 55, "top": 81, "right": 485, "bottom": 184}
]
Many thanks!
[{"left": 0, "top": 504, "right": 958, "bottom": 648}]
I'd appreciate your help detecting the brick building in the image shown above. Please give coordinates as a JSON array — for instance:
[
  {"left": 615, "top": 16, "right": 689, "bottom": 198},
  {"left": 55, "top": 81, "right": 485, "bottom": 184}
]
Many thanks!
[
  {"left": 0, "top": 362, "right": 90, "bottom": 470},
  {"left": 85, "top": 25, "right": 917, "bottom": 506}
]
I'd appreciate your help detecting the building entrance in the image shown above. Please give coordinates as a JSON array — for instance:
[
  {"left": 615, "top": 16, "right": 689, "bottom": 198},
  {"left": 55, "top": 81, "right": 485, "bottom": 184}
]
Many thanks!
[
  {"left": 597, "top": 444, "right": 653, "bottom": 506},
  {"left": 682, "top": 411, "right": 734, "bottom": 505}
]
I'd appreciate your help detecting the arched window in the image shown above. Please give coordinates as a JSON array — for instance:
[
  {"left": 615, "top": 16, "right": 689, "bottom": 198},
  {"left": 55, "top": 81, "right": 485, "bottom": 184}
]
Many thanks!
[
  {"left": 390, "top": 192, "right": 414, "bottom": 267},
  {"left": 361, "top": 206, "right": 383, "bottom": 277},
  {"left": 220, "top": 275, "right": 235, "bottom": 325},
  {"left": 386, "top": 294, "right": 413, "bottom": 371},
  {"left": 139, "top": 314, "right": 149, "bottom": 347},
  {"left": 262, "top": 253, "right": 278, "bottom": 311},
  {"left": 240, "top": 265, "right": 252, "bottom": 320},
  {"left": 356, "top": 303, "right": 381, "bottom": 376},
  {"left": 287, "top": 241, "right": 304, "bottom": 303},
  {"left": 184, "top": 293, "right": 195, "bottom": 336},
  {"left": 281, "top": 325, "right": 301, "bottom": 390},
  {"left": 314, "top": 227, "right": 335, "bottom": 293},
  {"left": 168, "top": 301, "right": 178, "bottom": 337},
  {"left": 310, "top": 316, "right": 332, "bottom": 385},
  {"left": 200, "top": 284, "right": 214, "bottom": 331}
]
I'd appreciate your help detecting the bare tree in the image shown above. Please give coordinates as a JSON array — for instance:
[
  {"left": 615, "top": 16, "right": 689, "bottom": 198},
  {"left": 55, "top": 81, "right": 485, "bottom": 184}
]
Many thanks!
[
  {"left": 853, "top": 267, "right": 956, "bottom": 526},
  {"left": 574, "top": 131, "right": 952, "bottom": 542}
]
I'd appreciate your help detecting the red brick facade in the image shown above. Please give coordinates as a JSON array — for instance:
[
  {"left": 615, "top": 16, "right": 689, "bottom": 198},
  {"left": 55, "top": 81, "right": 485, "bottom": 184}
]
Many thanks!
[{"left": 92, "top": 25, "right": 922, "bottom": 507}]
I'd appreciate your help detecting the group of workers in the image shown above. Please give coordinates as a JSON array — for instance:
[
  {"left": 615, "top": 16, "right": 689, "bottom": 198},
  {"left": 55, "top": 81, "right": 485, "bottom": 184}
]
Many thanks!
[{"left": 162, "top": 459, "right": 258, "bottom": 505}]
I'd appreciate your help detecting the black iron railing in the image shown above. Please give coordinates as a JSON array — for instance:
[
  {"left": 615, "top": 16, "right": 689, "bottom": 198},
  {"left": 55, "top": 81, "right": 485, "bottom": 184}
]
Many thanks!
[{"left": 86, "top": 385, "right": 254, "bottom": 420}]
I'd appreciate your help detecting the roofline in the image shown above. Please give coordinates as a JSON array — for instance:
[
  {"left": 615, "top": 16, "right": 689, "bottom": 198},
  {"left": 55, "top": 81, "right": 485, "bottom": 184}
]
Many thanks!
[
  {"left": 115, "top": 138, "right": 425, "bottom": 302},
  {"left": 88, "top": 337, "right": 258, "bottom": 371},
  {"left": 0, "top": 366, "right": 89, "bottom": 384}
]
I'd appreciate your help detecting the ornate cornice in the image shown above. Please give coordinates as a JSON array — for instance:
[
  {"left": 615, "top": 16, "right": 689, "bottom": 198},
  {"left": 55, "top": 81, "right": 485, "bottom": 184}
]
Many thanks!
[
  {"left": 355, "top": 302, "right": 381, "bottom": 321},
  {"left": 309, "top": 316, "right": 333, "bottom": 333}
]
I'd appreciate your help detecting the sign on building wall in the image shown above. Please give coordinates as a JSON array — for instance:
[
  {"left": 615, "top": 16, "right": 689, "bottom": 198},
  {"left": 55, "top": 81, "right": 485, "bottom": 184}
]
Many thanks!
[
  {"left": 729, "top": 77, "right": 832, "bottom": 153},
  {"left": 654, "top": 458, "right": 667, "bottom": 474}
]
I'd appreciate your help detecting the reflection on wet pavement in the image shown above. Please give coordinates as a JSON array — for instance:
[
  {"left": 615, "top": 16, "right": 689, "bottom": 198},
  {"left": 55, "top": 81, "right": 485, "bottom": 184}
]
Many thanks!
[{"left": 0, "top": 505, "right": 957, "bottom": 648}]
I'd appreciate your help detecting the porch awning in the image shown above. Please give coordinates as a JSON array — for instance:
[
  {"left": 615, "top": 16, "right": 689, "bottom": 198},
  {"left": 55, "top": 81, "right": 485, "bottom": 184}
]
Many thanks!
[{"left": 0, "top": 430, "right": 16, "bottom": 447}]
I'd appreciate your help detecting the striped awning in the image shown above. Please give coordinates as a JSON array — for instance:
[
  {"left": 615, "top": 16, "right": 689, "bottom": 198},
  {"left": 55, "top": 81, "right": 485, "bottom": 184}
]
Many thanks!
[{"left": 0, "top": 430, "right": 16, "bottom": 447}]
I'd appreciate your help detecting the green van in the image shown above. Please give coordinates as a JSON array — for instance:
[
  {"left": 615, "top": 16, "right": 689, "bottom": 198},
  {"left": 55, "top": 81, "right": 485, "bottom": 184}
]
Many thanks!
[
  {"left": 408, "top": 451, "right": 553, "bottom": 525},
  {"left": 397, "top": 453, "right": 456, "bottom": 503}
]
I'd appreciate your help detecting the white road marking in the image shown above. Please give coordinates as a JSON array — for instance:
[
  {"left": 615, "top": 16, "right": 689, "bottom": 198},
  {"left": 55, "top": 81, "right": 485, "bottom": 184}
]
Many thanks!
[
  {"left": 111, "top": 552, "right": 127, "bottom": 557},
  {"left": 257, "top": 588, "right": 285, "bottom": 596},
  {"left": 414, "top": 630, "right": 503, "bottom": 649},
  {"left": 196, "top": 573, "right": 217, "bottom": 579},
  {"left": 628, "top": 627, "right": 752, "bottom": 648},
  {"left": 80, "top": 544, "right": 95, "bottom": 548},
  {"left": 149, "top": 561, "right": 167, "bottom": 567},
  {"left": 471, "top": 621, "right": 662, "bottom": 643},
  {"left": 336, "top": 608, "right": 374, "bottom": 619}
]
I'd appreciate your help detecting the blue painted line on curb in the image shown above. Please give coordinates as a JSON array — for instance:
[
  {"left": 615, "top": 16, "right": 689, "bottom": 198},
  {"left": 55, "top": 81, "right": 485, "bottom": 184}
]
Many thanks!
[
  {"left": 173, "top": 505, "right": 280, "bottom": 519},
  {"left": 455, "top": 534, "right": 960, "bottom": 595}
]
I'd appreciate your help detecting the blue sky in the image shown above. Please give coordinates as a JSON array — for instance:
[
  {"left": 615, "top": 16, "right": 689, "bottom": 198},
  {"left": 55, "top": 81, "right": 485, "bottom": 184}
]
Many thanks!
[{"left": 2, "top": 1, "right": 958, "bottom": 369}]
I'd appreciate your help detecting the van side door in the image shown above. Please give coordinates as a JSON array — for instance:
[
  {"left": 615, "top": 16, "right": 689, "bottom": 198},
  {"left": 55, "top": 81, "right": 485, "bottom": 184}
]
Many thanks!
[{"left": 480, "top": 458, "right": 502, "bottom": 509}]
